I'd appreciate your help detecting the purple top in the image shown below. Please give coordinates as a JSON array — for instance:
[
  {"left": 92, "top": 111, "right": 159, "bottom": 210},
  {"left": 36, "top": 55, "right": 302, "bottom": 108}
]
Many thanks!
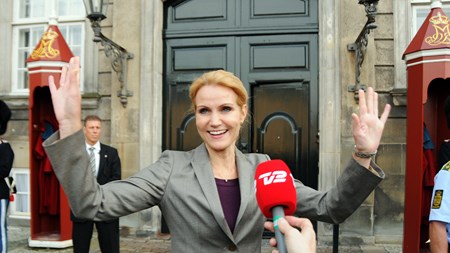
[{"left": 215, "top": 178, "right": 240, "bottom": 232}]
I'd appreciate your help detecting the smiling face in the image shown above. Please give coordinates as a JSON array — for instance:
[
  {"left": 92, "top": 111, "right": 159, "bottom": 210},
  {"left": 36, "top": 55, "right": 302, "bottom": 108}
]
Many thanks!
[{"left": 194, "top": 84, "right": 247, "bottom": 153}]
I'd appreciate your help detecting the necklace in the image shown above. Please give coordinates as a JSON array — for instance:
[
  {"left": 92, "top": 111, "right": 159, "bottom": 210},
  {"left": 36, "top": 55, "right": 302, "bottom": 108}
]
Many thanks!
[{"left": 212, "top": 163, "right": 238, "bottom": 183}]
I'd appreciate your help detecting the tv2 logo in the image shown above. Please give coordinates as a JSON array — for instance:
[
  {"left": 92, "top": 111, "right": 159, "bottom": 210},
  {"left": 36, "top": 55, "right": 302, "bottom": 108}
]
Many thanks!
[{"left": 258, "top": 171, "right": 288, "bottom": 185}]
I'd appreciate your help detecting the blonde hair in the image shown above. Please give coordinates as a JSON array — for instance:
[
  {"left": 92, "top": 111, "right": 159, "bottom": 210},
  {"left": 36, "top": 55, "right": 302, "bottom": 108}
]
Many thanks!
[{"left": 189, "top": 70, "right": 248, "bottom": 110}]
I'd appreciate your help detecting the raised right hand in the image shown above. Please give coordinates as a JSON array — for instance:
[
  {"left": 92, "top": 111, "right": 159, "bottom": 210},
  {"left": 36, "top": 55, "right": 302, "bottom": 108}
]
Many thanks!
[{"left": 48, "top": 56, "right": 82, "bottom": 139}]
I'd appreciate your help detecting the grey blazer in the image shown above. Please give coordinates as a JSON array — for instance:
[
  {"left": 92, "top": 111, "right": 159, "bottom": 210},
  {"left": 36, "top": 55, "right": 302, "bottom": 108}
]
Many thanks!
[{"left": 44, "top": 130, "right": 384, "bottom": 253}]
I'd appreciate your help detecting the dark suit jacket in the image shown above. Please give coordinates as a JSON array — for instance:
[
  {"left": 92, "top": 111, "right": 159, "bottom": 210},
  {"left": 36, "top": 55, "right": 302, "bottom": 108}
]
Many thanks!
[
  {"left": 71, "top": 143, "right": 121, "bottom": 222},
  {"left": 0, "top": 141, "right": 14, "bottom": 199},
  {"left": 44, "top": 130, "right": 384, "bottom": 253}
]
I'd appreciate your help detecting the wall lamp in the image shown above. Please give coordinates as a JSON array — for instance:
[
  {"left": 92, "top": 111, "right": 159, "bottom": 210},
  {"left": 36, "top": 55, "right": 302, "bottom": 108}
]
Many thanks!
[
  {"left": 347, "top": 0, "right": 379, "bottom": 100},
  {"left": 83, "top": 0, "right": 134, "bottom": 108}
]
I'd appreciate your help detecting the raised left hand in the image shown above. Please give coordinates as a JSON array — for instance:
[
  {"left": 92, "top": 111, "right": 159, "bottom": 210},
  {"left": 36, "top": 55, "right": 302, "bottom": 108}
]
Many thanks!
[
  {"left": 48, "top": 56, "right": 83, "bottom": 139},
  {"left": 352, "top": 87, "right": 391, "bottom": 154}
]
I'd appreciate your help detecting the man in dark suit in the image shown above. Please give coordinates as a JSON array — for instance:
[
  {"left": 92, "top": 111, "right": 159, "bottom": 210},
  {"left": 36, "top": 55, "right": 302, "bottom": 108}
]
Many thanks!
[{"left": 71, "top": 115, "right": 121, "bottom": 253}]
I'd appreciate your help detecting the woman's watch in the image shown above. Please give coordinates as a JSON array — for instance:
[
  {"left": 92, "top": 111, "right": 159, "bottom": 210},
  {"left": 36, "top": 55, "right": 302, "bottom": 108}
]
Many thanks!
[{"left": 353, "top": 145, "right": 377, "bottom": 159}]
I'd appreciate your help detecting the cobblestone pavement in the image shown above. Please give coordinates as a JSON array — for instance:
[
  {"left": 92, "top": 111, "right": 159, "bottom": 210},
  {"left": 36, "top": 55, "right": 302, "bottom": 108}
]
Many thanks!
[
  {"left": 9, "top": 225, "right": 272, "bottom": 253},
  {"left": 8, "top": 224, "right": 403, "bottom": 253}
]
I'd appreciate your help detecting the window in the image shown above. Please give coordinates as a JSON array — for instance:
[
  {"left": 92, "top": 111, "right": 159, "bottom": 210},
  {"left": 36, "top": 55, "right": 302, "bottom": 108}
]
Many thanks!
[
  {"left": 8, "top": 169, "right": 30, "bottom": 219},
  {"left": 411, "top": 0, "right": 450, "bottom": 37},
  {"left": 395, "top": 0, "right": 450, "bottom": 92},
  {"left": 12, "top": 0, "right": 86, "bottom": 94},
  {"left": 13, "top": 25, "right": 46, "bottom": 92}
]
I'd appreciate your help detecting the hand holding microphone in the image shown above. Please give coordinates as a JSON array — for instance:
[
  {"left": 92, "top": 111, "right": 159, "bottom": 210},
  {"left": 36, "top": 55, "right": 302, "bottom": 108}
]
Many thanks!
[
  {"left": 264, "top": 216, "right": 316, "bottom": 253},
  {"left": 255, "top": 160, "right": 297, "bottom": 253}
]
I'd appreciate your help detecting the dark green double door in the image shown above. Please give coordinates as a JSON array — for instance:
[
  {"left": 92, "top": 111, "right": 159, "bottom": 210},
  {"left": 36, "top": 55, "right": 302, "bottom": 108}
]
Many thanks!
[{"left": 163, "top": 0, "right": 318, "bottom": 187}]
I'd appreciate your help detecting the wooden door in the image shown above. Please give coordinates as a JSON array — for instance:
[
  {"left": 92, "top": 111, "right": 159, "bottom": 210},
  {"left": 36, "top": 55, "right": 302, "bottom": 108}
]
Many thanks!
[{"left": 163, "top": 0, "right": 318, "bottom": 186}]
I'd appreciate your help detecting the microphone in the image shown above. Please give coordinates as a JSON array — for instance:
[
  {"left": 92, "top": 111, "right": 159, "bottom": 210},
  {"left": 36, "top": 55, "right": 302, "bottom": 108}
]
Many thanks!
[{"left": 255, "top": 159, "right": 297, "bottom": 253}]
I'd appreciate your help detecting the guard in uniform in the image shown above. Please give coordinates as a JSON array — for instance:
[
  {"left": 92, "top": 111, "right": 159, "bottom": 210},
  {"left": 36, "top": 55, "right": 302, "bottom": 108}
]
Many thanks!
[{"left": 430, "top": 161, "right": 450, "bottom": 253}]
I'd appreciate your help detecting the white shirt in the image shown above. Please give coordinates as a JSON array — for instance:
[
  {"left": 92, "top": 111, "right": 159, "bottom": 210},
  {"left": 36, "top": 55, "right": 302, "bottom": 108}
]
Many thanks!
[
  {"left": 85, "top": 142, "right": 101, "bottom": 177},
  {"left": 430, "top": 161, "right": 450, "bottom": 243}
]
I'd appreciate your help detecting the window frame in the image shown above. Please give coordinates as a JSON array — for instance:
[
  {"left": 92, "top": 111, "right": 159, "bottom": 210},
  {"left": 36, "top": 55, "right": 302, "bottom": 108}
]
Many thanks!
[
  {"left": 11, "top": 24, "right": 47, "bottom": 94},
  {"left": 411, "top": 0, "right": 450, "bottom": 3},
  {"left": 411, "top": 2, "right": 450, "bottom": 37},
  {"left": 8, "top": 168, "right": 31, "bottom": 219},
  {"left": 11, "top": 0, "right": 87, "bottom": 95},
  {"left": 393, "top": 0, "right": 450, "bottom": 93}
]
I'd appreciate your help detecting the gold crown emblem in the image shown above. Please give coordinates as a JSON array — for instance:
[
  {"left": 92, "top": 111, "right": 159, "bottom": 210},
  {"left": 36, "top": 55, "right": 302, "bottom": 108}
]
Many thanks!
[
  {"left": 429, "top": 12, "right": 449, "bottom": 25},
  {"left": 30, "top": 27, "right": 60, "bottom": 59},
  {"left": 42, "top": 28, "right": 59, "bottom": 41}
]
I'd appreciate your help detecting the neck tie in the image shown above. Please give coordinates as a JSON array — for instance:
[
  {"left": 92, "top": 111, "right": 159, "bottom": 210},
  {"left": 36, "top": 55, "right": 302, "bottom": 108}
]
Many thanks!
[{"left": 89, "top": 146, "right": 96, "bottom": 175}]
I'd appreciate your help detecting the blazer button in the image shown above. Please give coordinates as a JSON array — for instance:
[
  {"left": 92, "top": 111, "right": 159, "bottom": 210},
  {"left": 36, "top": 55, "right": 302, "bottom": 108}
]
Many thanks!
[{"left": 227, "top": 244, "right": 237, "bottom": 251}]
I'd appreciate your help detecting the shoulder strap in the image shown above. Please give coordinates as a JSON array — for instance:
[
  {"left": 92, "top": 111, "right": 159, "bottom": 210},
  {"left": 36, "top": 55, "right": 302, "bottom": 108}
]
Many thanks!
[{"left": 441, "top": 161, "right": 450, "bottom": 171}]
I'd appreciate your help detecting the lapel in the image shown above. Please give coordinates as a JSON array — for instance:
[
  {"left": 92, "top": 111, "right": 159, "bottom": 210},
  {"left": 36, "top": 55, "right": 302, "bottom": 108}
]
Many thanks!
[
  {"left": 191, "top": 144, "right": 256, "bottom": 241},
  {"left": 191, "top": 144, "right": 235, "bottom": 241},
  {"left": 234, "top": 149, "right": 254, "bottom": 232},
  {"left": 98, "top": 144, "right": 106, "bottom": 179}
]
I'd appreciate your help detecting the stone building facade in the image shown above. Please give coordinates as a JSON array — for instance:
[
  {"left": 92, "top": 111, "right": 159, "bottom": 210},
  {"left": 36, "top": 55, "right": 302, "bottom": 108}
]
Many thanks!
[{"left": 0, "top": 0, "right": 436, "bottom": 249}]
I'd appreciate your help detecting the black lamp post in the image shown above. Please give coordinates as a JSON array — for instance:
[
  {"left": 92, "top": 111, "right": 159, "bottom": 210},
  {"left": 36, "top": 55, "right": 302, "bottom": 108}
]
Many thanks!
[{"left": 83, "top": 0, "right": 134, "bottom": 107}]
